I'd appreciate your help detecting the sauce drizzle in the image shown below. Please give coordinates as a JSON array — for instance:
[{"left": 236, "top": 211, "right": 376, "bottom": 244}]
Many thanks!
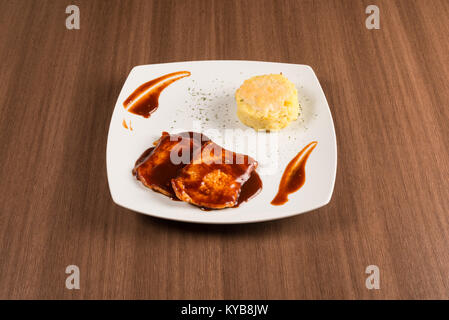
[
  {"left": 271, "top": 141, "right": 317, "bottom": 206},
  {"left": 123, "top": 71, "right": 191, "bottom": 118}
]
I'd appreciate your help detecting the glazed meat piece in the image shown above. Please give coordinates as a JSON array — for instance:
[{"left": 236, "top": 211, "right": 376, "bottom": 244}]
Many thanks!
[
  {"left": 133, "top": 132, "right": 209, "bottom": 198},
  {"left": 171, "top": 141, "right": 258, "bottom": 209}
]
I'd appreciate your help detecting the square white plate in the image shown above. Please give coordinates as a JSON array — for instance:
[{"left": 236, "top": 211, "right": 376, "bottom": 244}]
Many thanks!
[{"left": 106, "top": 60, "right": 337, "bottom": 224}]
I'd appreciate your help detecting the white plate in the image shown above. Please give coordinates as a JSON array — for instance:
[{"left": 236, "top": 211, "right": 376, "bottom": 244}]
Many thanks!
[{"left": 106, "top": 60, "right": 337, "bottom": 224}]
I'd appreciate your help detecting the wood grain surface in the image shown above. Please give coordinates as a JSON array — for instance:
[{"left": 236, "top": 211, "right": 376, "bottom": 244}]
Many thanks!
[{"left": 0, "top": 0, "right": 448, "bottom": 299}]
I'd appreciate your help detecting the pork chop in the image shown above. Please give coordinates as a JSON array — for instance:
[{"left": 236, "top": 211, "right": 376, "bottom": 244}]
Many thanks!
[
  {"left": 171, "top": 141, "right": 258, "bottom": 209},
  {"left": 133, "top": 132, "right": 209, "bottom": 198}
]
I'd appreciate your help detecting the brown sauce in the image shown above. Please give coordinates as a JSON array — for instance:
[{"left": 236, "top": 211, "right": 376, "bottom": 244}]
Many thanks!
[
  {"left": 122, "top": 119, "right": 128, "bottom": 129},
  {"left": 132, "top": 147, "right": 155, "bottom": 174},
  {"left": 122, "top": 119, "right": 133, "bottom": 130},
  {"left": 236, "top": 171, "right": 263, "bottom": 207},
  {"left": 271, "top": 141, "right": 318, "bottom": 206},
  {"left": 133, "top": 132, "right": 209, "bottom": 199},
  {"left": 123, "top": 71, "right": 191, "bottom": 118}
]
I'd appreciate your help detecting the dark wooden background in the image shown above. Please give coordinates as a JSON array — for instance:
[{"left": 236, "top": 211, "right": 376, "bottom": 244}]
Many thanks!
[{"left": 0, "top": 0, "right": 448, "bottom": 299}]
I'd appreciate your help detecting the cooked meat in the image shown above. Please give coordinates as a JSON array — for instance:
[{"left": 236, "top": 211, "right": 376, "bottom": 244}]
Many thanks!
[
  {"left": 133, "top": 132, "right": 209, "bottom": 198},
  {"left": 171, "top": 141, "right": 258, "bottom": 209}
]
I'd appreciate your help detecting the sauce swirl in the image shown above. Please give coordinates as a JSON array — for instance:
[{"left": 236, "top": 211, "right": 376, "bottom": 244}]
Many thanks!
[
  {"left": 123, "top": 71, "right": 191, "bottom": 118},
  {"left": 271, "top": 141, "right": 317, "bottom": 206}
]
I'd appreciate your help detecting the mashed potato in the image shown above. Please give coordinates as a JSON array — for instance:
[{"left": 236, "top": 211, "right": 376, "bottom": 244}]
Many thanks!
[{"left": 235, "top": 74, "right": 300, "bottom": 131}]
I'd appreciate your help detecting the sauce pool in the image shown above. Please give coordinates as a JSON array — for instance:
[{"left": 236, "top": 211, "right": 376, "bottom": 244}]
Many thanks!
[
  {"left": 237, "top": 171, "right": 263, "bottom": 207},
  {"left": 271, "top": 141, "right": 318, "bottom": 206}
]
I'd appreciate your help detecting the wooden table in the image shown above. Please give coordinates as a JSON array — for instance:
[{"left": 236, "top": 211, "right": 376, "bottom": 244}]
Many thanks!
[{"left": 0, "top": 0, "right": 448, "bottom": 300}]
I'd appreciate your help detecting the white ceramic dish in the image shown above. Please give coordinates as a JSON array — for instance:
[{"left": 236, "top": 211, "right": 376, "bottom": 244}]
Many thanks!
[{"left": 106, "top": 60, "right": 337, "bottom": 224}]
